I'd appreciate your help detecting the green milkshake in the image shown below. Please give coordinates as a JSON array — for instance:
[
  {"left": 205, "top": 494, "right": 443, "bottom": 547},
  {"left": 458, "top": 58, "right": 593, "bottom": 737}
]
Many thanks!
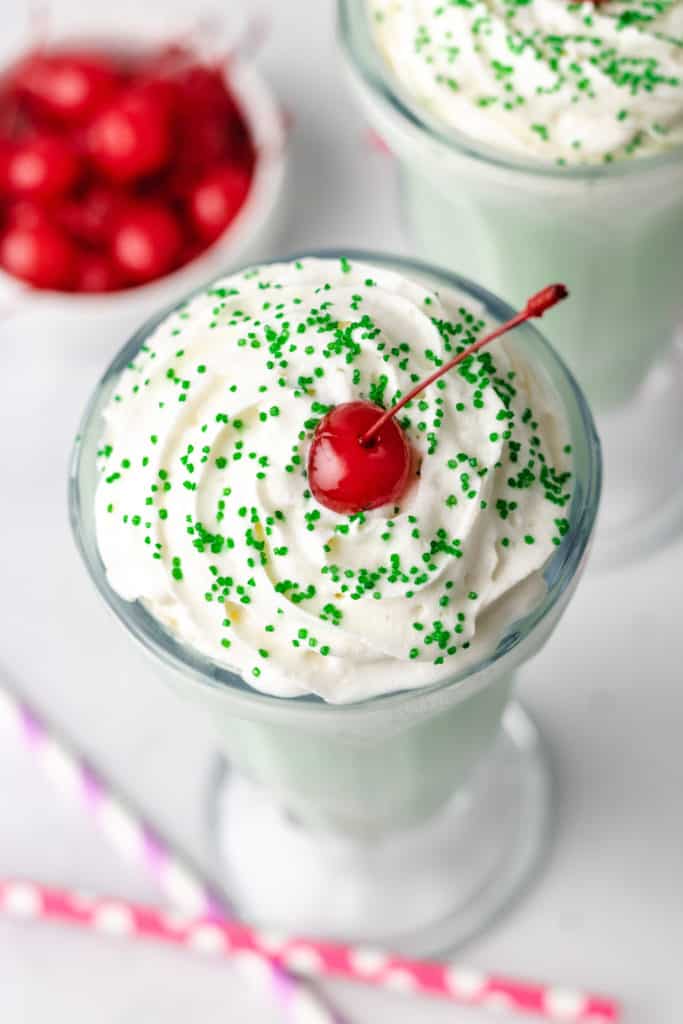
[
  {"left": 71, "top": 253, "right": 600, "bottom": 949},
  {"left": 341, "top": 0, "right": 683, "bottom": 562}
]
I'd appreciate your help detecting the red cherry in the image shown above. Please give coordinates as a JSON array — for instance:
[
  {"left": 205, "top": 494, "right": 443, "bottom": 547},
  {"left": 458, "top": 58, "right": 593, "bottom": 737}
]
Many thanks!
[
  {"left": 178, "top": 238, "right": 210, "bottom": 267},
  {"left": 186, "top": 165, "right": 251, "bottom": 242},
  {"left": 307, "top": 401, "right": 412, "bottom": 515},
  {"left": 110, "top": 203, "right": 182, "bottom": 283},
  {"left": 178, "top": 114, "right": 244, "bottom": 183},
  {"left": 87, "top": 86, "right": 171, "bottom": 183},
  {"left": 57, "top": 185, "right": 125, "bottom": 246},
  {"left": 13, "top": 51, "right": 119, "bottom": 123},
  {"left": 2, "top": 136, "right": 81, "bottom": 200},
  {"left": 3, "top": 199, "right": 50, "bottom": 230},
  {"left": 0, "top": 91, "right": 26, "bottom": 140},
  {"left": 75, "top": 251, "right": 125, "bottom": 293},
  {"left": 169, "top": 64, "right": 254, "bottom": 188},
  {"left": 0, "top": 222, "right": 76, "bottom": 289},
  {"left": 175, "top": 64, "right": 242, "bottom": 124}
]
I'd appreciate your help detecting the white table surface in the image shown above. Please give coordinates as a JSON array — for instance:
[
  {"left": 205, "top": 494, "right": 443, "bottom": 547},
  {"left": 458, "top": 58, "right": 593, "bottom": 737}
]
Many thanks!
[{"left": 1, "top": 2, "right": 681, "bottom": 1021}]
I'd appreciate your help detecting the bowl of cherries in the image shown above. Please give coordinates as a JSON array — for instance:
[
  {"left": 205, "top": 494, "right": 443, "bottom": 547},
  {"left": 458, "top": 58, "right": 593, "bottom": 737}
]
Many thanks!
[{"left": 0, "top": 17, "right": 285, "bottom": 336}]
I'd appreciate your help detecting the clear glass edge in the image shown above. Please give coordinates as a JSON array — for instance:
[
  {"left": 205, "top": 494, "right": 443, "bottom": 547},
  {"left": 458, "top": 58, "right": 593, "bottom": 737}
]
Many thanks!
[{"left": 68, "top": 249, "right": 602, "bottom": 716}]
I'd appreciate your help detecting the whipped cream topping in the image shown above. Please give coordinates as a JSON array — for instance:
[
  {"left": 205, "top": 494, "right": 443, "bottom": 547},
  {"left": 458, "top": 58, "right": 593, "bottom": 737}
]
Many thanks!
[
  {"left": 368, "top": 0, "right": 683, "bottom": 164},
  {"left": 95, "top": 258, "right": 572, "bottom": 703}
]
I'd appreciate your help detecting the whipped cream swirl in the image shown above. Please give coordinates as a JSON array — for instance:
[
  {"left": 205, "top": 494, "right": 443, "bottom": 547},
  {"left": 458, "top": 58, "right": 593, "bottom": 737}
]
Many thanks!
[
  {"left": 95, "top": 258, "right": 572, "bottom": 702},
  {"left": 368, "top": 0, "right": 683, "bottom": 164}
]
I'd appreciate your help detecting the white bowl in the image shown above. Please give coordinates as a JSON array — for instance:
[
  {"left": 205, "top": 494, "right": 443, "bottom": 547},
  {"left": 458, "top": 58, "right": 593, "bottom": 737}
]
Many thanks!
[{"left": 0, "top": 6, "right": 287, "bottom": 352}]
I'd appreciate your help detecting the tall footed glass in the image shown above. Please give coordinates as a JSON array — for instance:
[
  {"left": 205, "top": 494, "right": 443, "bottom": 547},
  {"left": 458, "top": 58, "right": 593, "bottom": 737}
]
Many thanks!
[
  {"left": 70, "top": 253, "right": 601, "bottom": 954},
  {"left": 339, "top": 0, "right": 683, "bottom": 566}
]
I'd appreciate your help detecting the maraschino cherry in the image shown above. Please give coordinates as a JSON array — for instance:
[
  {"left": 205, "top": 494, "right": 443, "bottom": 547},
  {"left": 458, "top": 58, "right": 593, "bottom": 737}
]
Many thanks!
[
  {"left": 57, "top": 185, "right": 125, "bottom": 247},
  {"left": 0, "top": 221, "right": 77, "bottom": 289},
  {"left": 110, "top": 202, "right": 182, "bottom": 283},
  {"left": 75, "top": 252, "right": 124, "bottom": 293},
  {"left": 2, "top": 135, "right": 81, "bottom": 200},
  {"left": 308, "top": 284, "right": 569, "bottom": 515},
  {"left": 308, "top": 401, "right": 412, "bottom": 515},
  {"left": 187, "top": 164, "right": 252, "bottom": 242},
  {"left": 13, "top": 50, "right": 118, "bottom": 124},
  {"left": 87, "top": 85, "right": 171, "bottom": 183}
]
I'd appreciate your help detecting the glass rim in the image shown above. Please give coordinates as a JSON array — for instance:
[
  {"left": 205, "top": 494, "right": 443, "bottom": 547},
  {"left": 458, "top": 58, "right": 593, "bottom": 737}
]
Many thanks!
[
  {"left": 69, "top": 249, "right": 602, "bottom": 716},
  {"left": 338, "top": 0, "right": 683, "bottom": 183}
]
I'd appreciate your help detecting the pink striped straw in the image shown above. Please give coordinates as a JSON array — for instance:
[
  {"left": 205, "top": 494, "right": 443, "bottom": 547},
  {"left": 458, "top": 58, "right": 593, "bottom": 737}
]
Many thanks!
[
  {"left": 0, "top": 682, "right": 620, "bottom": 1022},
  {"left": 0, "top": 681, "right": 340, "bottom": 1024}
]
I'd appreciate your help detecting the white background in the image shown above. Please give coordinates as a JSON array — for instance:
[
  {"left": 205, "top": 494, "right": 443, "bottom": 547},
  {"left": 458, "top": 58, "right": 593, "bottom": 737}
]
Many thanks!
[{"left": 0, "top": 1, "right": 681, "bottom": 1021}]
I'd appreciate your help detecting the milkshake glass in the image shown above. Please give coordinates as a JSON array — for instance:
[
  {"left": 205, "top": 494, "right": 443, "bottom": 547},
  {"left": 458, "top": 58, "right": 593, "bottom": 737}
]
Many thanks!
[
  {"left": 339, "top": 0, "right": 683, "bottom": 565},
  {"left": 70, "top": 252, "right": 600, "bottom": 953}
]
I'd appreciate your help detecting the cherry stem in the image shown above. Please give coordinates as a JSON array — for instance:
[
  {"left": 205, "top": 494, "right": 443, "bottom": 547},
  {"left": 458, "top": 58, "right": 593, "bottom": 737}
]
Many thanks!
[{"left": 359, "top": 283, "right": 569, "bottom": 448}]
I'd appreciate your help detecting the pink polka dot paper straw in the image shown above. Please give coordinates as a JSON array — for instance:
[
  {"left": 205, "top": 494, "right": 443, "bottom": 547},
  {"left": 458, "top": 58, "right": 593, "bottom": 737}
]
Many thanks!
[
  {"left": 0, "top": 682, "right": 620, "bottom": 1022},
  {"left": 0, "top": 877, "right": 619, "bottom": 1022},
  {"left": 0, "top": 680, "right": 341, "bottom": 1024}
]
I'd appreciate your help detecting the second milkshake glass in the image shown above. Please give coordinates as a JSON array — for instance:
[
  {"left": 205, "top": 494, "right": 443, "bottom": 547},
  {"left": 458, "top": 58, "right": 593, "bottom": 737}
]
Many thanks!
[
  {"left": 339, "top": 0, "right": 683, "bottom": 566},
  {"left": 70, "top": 252, "right": 601, "bottom": 955}
]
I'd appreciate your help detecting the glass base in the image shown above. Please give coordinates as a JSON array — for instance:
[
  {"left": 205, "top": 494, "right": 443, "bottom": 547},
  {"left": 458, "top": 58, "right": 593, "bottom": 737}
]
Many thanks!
[
  {"left": 592, "top": 340, "right": 683, "bottom": 568},
  {"left": 208, "top": 702, "right": 552, "bottom": 957}
]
